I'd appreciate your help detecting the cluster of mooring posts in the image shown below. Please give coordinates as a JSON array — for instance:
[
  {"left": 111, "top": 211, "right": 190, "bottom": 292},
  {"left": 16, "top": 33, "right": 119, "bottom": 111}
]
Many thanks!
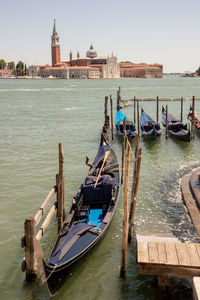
[
  {"left": 116, "top": 86, "right": 198, "bottom": 140},
  {"left": 21, "top": 144, "right": 65, "bottom": 281}
]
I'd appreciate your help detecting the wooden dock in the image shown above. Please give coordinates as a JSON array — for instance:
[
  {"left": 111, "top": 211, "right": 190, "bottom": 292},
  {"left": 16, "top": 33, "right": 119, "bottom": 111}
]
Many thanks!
[{"left": 137, "top": 236, "right": 200, "bottom": 278}]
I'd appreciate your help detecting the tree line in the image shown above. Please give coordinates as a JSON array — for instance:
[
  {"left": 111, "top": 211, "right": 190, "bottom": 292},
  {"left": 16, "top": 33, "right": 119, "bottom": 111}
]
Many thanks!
[{"left": 0, "top": 59, "right": 28, "bottom": 76}]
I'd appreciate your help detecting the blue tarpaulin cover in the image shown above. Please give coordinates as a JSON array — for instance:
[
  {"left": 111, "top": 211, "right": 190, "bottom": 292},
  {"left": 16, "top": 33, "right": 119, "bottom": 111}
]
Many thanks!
[{"left": 115, "top": 110, "right": 129, "bottom": 124}]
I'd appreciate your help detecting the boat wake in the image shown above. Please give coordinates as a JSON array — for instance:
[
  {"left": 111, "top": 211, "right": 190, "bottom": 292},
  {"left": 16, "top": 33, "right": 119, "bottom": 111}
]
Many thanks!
[{"left": 158, "top": 162, "right": 200, "bottom": 243}]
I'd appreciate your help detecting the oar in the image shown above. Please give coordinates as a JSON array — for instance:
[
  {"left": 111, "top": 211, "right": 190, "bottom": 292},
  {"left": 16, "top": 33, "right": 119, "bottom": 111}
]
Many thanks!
[{"left": 94, "top": 150, "right": 110, "bottom": 188}]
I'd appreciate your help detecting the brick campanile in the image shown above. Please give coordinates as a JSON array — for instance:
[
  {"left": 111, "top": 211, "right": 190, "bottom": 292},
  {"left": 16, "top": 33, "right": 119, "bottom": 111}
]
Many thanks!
[{"left": 51, "top": 19, "right": 60, "bottom": 66}]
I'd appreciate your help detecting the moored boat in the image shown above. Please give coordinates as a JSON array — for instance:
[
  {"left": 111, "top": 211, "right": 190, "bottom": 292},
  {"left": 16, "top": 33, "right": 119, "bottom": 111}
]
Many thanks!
[
  {"left": 115, "top": 110, "right": 137, "bottom": 138},
  {"left": 140, "top": 108, "right": 162, "bottom": 139},
  {"left": 187, "top": 106, "right": 200, "bottom": 134},
  {"left": 42, "top": 135, "right": 120, "bottom": 295},
  {"left": 162, "top": 106, "right": 191, "bottom": 142}
]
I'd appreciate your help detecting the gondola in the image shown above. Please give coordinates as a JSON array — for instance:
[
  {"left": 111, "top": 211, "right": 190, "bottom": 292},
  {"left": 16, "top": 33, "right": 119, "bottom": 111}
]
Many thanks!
[
  {"left": 115, "top": 110, "right": 137, "bottom": 138},
  {"left": 187, "top": 106, "right": 200, "bottom": 134},
  {"left": 140, "top": 108, "right": 162, "bottom": 139},
  {"left": 162, "top": 106, "right": 191, "bottom": 141},
  {"left": 42, "top": 135, "right": 120, "bottom": 295}
]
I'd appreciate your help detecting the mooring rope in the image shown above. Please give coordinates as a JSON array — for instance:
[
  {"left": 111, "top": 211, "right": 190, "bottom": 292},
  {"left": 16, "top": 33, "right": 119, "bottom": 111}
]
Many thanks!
[{"left": 43, "top": 264, "right": 57, "bottom": 282}]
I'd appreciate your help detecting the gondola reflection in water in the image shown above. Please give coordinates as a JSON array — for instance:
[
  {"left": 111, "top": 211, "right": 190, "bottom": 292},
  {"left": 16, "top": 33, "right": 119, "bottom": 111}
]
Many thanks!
[{"left": 42, "top": 135, "right": 120, "bottom": 295}]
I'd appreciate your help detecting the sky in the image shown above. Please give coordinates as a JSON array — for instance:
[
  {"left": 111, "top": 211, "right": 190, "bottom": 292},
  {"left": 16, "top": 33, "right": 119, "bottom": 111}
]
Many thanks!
[{"left": 1, "top": 0, "right": 200, "bottom": 73}]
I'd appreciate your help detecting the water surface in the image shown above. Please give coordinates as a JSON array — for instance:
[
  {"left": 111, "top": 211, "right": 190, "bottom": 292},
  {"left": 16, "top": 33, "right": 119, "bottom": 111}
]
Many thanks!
[{"left": 0, "top": 77, "right": 200, "bottom": 299}]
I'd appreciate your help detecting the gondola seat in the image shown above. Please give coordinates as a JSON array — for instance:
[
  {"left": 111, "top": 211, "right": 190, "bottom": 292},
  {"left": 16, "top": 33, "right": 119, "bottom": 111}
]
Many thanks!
[{"left": 82, "top": 175, "right": 113, "bottom": 204}]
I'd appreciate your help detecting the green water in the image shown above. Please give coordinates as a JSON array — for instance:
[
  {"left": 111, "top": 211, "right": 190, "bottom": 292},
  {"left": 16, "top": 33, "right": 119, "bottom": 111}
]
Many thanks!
[{"left": 0, "top": 77, "right": 200, "bottom": 299}]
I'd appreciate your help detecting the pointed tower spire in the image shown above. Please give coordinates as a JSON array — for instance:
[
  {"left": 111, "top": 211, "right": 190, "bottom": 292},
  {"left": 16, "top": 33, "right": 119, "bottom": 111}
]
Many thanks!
[{"left": 53, "top": 18, "right": 57, "bottom": 34}]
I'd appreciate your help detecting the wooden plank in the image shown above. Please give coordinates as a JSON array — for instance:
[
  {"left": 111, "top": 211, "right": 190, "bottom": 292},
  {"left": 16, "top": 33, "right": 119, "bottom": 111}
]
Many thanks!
[
  {"left": 186, "top": 243, "right": 200, "bottom": 267},
  {"left": 148, "top": 242, "right": 158, "bottom": 263},
  {"left": 36, "top": 203, "right": 56, "bottom": 241},
  {"left": 138, "top": 263, "right": 200, "bottom": 278},
  {"left": 175, "top": 243, "right": 190, "bottom": 266},
  {"left": 157, "top": 242, "right": 167, "bottom": 264},
  {"left": 34, "top": 187, "right": 56, "bottom": 225},
  {"left": 195, "top": 244, "right": 200, "bottom": 261},
  {"left": 137, "top": 240, "right": 149, "bottom": 263},
  {"left": 165, "top": 242, "right": 178, "bottom": 265}
]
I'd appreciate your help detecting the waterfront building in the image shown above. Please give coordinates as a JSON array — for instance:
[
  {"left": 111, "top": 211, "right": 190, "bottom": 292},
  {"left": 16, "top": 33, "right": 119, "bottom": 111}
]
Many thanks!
[
  {"left": 40, "top": 20, "right": 120, "bottom": 79},
  {"left": 0, "top": 69, "right": 14, "bottom": 78},
  {"left": 28, "top": 65, "right": 40, "bottom": 77},
  {"left": 119, "top": 62, "right": 163, "bottom": 78},
  {"left": 39, "top": 20, "right": 163, "bottom": 79}
]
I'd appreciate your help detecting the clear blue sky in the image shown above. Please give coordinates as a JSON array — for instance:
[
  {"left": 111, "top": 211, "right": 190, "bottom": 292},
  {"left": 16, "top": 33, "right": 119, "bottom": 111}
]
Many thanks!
[{"left": 1, "top": 0, "right": 200, "bottom": 73}]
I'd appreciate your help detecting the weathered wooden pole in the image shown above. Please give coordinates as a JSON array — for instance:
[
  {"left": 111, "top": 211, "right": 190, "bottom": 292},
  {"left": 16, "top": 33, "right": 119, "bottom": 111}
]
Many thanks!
[
  {"left": 134, "top": 97, "right": 136, "bottom": 124},
  {"left": 57, "top": 143, "right": 64, "bottom": 233},
  {"left": 110, "top": 94, "right": 114, "bottom": 140},
  {"left": 119, "top": 86, "right": 121, "bottom": 101},
  {"left": 192, "top": 96, "right": 195, "bottom": 138},
  {"left": 156, "top": 96, "right": 159, "bottom": 122},
  {"left": 24, "top": 217, "right": 37, "bottom": 281},
  {"left": 128, "top": 148, "right": 142, "bottom": 242},
  {"left": 180, "top": 97, "right": 183, "bottom": 122},
  {"left": 166, "top": 105, "right": 168, "bottom": 139},
  {"left": 117, "top": 91, "right": 120, "bottom": 111},
  {"left": 137, "top": 99, "right": 140, "bottom": 135},
  {"left": 134, "top": 134, "right": 140, "bottom": 159},
  {"left": 121, "top": 119, "right": 126, "bottom": 185},
  {"left": 105, "top": 96, "right": 108, "bottom": 120},
  {"left": 129, "top": 135, "right": 140, "bottom": 223},
  {"left": 120, "top": 140, "right": 131, "bottom": 278}
]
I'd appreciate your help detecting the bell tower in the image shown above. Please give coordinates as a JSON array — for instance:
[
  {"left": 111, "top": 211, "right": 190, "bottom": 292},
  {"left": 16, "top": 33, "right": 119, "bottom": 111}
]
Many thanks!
[{"left": 51, "top": 19, "right": 60, "bottom": 66}]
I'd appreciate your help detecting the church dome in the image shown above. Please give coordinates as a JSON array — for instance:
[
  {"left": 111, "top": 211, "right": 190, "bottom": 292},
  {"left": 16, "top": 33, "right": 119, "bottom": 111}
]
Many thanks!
[{"left": 86, "top": 44, "right": 97, "bottom": 59}]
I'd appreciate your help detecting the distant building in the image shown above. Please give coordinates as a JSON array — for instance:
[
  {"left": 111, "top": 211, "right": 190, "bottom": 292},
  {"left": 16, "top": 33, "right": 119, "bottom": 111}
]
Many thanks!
[
  {"left": 0, "top": 69, "right": 14, "bottom": 78},
  {"left": 28, "top": 65, "right": 40, "bottom": 77},
  {"left": 119, "top": 62, "right": 163, "bottom": 78},
  {"left": 40, "top": 20, "right": 120, "bottom": 79}
]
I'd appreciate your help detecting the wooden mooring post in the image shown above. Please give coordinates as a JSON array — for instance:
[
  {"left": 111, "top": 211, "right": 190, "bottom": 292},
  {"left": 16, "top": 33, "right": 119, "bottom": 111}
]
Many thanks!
[
  {"left": 117, "top": 91, "right": 120, "bottom": 111},
  {"left": 120, "top": 140, "right": 131, "bottom": 278},
  {"left": 137, "top": 100, "right": 140, "bottom": 135},
  {"left": 21, "top": 143, "right": 65, "bottom": 282},
  {"left": 119, "top": 86, "right": 121, "bottom": 101},
  {"left": 110, "top": 94, "right": 114, "bottom": 140},
  {"left": 128, "top": 145, "right": 142, "bottom": 242},
  {"left": 134, "top": 97, "right": 136, "bottom": 124},
  {"left": 121, "top": 119, "right": 126, "bottom": 185},
  {"left": 57, "top": 143, "right": 65, "bottom": 232},
  {"left": 156, "top": 96, "right": 159, "bottom": 122},
  {"left": 166, "top": 105, "right": 168, "bottom": 139},
  {"left": 102, "top": 96, "right": 110, "bottom": 141},
  {"left": 192, "top": 96, "right": 195, "bottom": 139},
  {"left": 180, "top": 97, "right": 183, "bottom": 122},
  {"left": 24, "top": 217, "right": 37, "bottom": 281}
]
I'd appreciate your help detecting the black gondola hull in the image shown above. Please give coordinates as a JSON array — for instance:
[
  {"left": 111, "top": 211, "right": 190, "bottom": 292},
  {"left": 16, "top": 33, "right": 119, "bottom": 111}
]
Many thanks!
[{"left": 43, "top": 135, "right": 120, "bottom": 295}]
